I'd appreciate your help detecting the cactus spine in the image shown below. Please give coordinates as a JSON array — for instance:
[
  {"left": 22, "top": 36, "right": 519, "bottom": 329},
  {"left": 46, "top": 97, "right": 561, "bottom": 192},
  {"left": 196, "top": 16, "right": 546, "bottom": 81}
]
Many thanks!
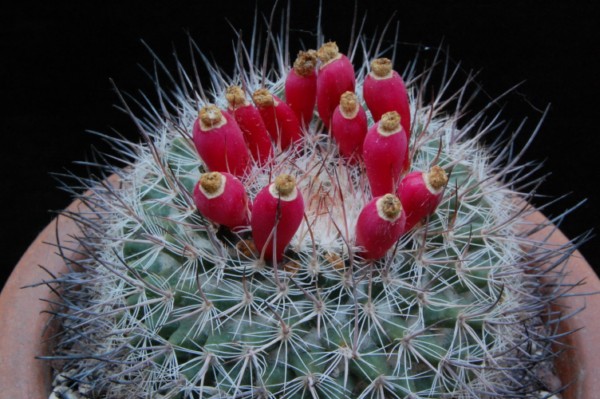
[{"left": 45, "top": 12, "right": 576, "bottom": 399}]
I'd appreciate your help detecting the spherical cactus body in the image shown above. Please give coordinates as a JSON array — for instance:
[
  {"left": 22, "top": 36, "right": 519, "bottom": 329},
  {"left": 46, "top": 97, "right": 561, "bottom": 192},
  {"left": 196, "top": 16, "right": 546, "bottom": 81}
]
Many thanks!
[{"left": 46, "top": 11, "right": 575, "bottom": 399}]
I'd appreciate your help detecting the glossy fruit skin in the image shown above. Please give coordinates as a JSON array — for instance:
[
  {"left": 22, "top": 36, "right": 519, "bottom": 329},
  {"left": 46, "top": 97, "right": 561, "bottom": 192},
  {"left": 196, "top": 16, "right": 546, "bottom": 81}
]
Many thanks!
[
  {"left": 363, "top": 70, "right": 411, "bottom": 139},
  {"left": 316, "top": 54, "right": 355, "bottom": 128},
  {"left": 397, "top": 171, "right": 445, "bottom": 231},
  {"left": 363, "top": 122, "right": 409, "bottom": 197},
  {"left": 192, "top": 110, "right": 250, "bottom": 177},
  {"left": 331, "top": 103, "right": 368, "bottom": 162},
  {"left": 355, "top": 196, "right": 407, "bottom": 260},
  {"left": 256, "top": 95, "right": 303, "bottom": 151},
  {"left": 285, "top": 68, "right": 317, "bottom": 127},
  {"left": 251, "top": 184, "right": 305, "bottom": 262},
  {"left": 228, "top": 105, "right": 273, "bottom": 165},
  {"left": 193, "top": 172, "right": 250, "bottom": 230}
]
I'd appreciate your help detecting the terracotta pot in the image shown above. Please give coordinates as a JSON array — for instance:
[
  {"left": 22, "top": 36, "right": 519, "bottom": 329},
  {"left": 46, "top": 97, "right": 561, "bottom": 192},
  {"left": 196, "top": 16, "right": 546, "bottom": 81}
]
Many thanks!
[{"left": 1, "top": 203, "right": 598, "bottom": 398}]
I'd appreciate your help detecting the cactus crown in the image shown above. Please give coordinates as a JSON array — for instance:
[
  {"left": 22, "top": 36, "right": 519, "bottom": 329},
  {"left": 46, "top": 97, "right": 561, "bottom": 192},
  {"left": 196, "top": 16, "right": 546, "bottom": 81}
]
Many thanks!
[{"left": 43, "top": 8, "right": 578, "bottom": 399}]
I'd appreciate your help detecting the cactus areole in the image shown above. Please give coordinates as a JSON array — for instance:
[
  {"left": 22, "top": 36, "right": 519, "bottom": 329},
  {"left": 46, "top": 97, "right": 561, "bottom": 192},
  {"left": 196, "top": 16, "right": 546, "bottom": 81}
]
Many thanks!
[{"left": 45, "top": 12, "right": 576, "bottom": 399}]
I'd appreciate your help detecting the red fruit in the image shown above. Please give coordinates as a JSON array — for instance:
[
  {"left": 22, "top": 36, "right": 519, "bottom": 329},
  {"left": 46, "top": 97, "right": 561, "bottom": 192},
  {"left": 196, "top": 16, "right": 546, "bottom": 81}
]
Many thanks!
[
  {"left": 363, "top": 111, "right": 409, "bottom": 197},
  {"left": 331, "top": 91, "right": 368, "bottom": 162},
  {"left": 363, "top": 58, "right": 411, "bottom": 139},
  {"left": 355, "top": 194, "right": 406, "bottom": 260},
  {"left": 193, "top": 172, "right": 250, "bottom": 230},
  {"left": 226, "top": 86, "right": 273, "bottom": 165},
  {"left": 397, "top": 166, "right": 449, "bottom": 231},
  {"left": 251, "top": 174, "right": 305, "bottom": 262},
  {"left": 285, "top": 50, "right": 318, "bottom": 127},
  {"left": 316, "top": 42, "right": 356, "bottom": 128},
  {"left": 253, "top": 88, "right": 303, "bottom": 151},
  {"left": 192, "top": 105, "right": 250, "bottom": 177}
]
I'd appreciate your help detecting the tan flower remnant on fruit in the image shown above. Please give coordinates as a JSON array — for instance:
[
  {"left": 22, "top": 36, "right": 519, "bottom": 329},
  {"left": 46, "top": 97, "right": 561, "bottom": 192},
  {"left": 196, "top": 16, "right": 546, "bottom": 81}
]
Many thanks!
[
  {"left": 199, "top": 105, "right": 226, "bottom": 130},
  {"left": 226, "top": 85, "right": 248, "bottom": 109},
  {"left": 317, "top": 41, "right": 341, "bottom": 66},
  {"left": 378, "top": 111, "right": 402, "bottom": 135},
  {"left": 199, "top": 172, "right": 225, "bottom": 198},
  {"left": 274, "top": 174, "right": 296, "bottom": 196},
  {"left": 340, "top": 91, "right": 359, "bottom": 119},
  {"left": 377, "top": 194, "right": 402, "bottom": 222},
  {"left": 427, "top": 166, "right": 448, "bottom": 192},
  {"left": 252, "top": 88, "right": 275, "bottom": 107},
  {"left": 293, "top": 50, "right": 317, "bottom": 77},
  {"left": 370, "top": 58, "right": 393, "bottom": 79}
]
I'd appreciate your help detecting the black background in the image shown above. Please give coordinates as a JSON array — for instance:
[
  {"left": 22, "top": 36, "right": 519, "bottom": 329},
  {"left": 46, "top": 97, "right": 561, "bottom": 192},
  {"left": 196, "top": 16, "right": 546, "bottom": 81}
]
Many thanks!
[{"left": 1, "top": 1, "right": 599, "bottom": 290}]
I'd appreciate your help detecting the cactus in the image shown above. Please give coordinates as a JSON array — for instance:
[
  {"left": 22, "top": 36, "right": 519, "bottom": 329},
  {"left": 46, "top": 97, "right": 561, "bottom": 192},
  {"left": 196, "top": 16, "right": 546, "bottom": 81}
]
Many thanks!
[{"left": 44, "top": 11, "right": 578, "bottom": 399}]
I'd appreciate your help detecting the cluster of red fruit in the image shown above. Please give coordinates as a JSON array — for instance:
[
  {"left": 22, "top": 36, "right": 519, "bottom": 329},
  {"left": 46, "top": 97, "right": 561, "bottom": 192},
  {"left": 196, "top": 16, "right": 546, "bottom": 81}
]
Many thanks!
[{"left": 191, "top": 42, "right": 448, "bottom": 263}]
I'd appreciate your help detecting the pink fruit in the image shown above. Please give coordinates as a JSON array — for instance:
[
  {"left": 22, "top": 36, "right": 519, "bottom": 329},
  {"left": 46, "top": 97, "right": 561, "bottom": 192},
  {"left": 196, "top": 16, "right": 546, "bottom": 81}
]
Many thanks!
[
  {"left": 316, "top": 42, "right": 355, "bottom": 128},
  {"left": 225, "top": 85, "right": 273, "bottom": 165},
  {"left": 285, "top": 50, "right": 318, "bottom": 127},
  {"left": 192, "top": 105, "right": 250, "bottom": 177},
  {"left": 397, "top": 165, "right": 449, "bottom": 231},
  {"left": 253, "top": 88, "right": 303, "bottom": 151},
  {"left": 355, "top": 194, "right": 406, "bottom": 260},
  {"left": 331, "top": 91, "right": 368, "bottom": 162},
  {"left": 363, "top": 111, "right": 409, "bottom": 197},
  {"left": 193, "top": 171, "right": 250, "bottom": 230},
  {"left": 363, "top": 58, "right": 411, "bottom": 139},
  {"left": 251, "top": 174, "right": 305, "bottom": 262}
]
